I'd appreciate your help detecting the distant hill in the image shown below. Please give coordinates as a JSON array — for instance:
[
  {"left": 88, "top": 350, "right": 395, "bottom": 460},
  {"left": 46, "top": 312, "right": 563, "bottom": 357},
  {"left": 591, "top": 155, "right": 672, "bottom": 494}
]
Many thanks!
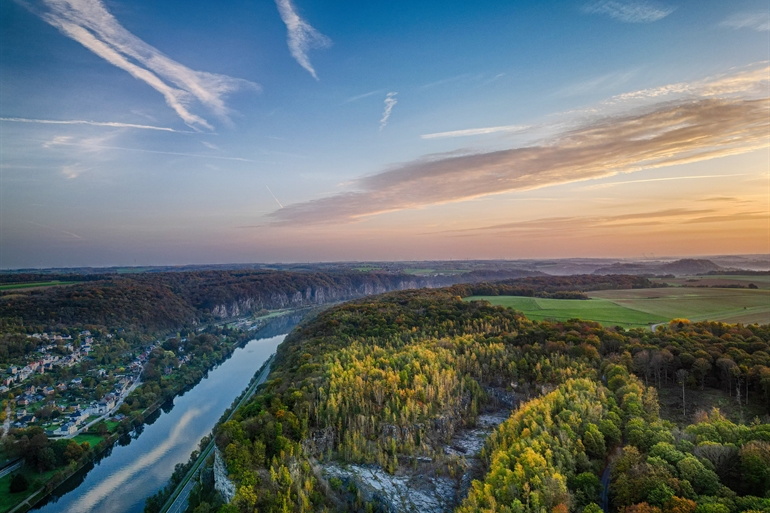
[
  {"left": 0, "top": 268, "right": 539, "bottom": 334},
  {"left": 659, "top": 258, "right": 721, "bottom": 274},
  {"left": 593, "top": 258, "right": 723, "bottom": 276}
]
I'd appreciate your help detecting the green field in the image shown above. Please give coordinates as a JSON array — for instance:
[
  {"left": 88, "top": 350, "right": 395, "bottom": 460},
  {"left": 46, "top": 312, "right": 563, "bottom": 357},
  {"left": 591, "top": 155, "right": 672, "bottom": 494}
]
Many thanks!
[
  {"left": 589, "top": 287, "right": 770, "bottom": 325},
  {"left": 467, "top": 284, "right": 770, "bottom": 329},
  {"left": 0, "top": 280, "right": 73, "bottom": 291},
  {"left": 404, "top": 268, "right": 471, "bottom": 275},
  {"left": 465, "top": 296, "right": 668, "bottom": 329},
  {"left": 0, "top": 467, "right": 58, "bottom": 513}
]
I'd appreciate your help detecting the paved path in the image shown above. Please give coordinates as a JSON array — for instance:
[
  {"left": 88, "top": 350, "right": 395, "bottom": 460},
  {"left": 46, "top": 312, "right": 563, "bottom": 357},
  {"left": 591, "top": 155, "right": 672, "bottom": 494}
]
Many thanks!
[
  {"left": 161, "top": 355, "right": 275, "bottom": 513},
  {"left": 67, "top": 373, "right": 142, "bottom": 439},
  {"left": 0, "top": 459, "right": 22, "bottom": 479}
]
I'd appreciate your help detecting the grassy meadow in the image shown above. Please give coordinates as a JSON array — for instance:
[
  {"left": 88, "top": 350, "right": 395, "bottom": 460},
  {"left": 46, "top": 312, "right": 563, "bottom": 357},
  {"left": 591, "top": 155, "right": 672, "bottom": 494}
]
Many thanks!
[
  {"left": 467, "top": 278, "right": 770, "bottom": 328},
  {"left": 464, "top": 296, "right": 667, "bottom": 329},
  {"left": 589, "top": 286, "right": 770, "bottom": 325}
]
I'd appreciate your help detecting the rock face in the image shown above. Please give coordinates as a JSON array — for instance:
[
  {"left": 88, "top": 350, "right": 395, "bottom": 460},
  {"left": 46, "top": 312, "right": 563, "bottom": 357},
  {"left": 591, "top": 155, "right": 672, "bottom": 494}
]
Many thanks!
[
  {"left": 209, "top": 279, "right": 423, "bottom": 319},
  {"left": 205, "top": 269, "right": 539, "bottom": 320},
  {"left": 302, "top": 426, "right": 337, "bottom": 455},
  {"left": 324, "top": 463, "right": 457, "bottom": 513},
  {"left": 321, "top": 411, "right": 512, "bottom": 513},
  {"left": 214, "top": 447, "right": 236, "bottom": 504}
]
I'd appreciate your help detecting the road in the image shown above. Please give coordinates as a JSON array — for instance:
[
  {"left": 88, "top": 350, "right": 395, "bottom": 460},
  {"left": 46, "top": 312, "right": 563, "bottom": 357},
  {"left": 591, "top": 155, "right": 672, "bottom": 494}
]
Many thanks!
[
  {"left": 161, "top": 355, "right": 275, "bottom": 513},
  {"left": 0, "top": 458, "right": 22, "bottom": 479},
  {"left": 68, "top": 372, "right": 143, "bottom": 439}
]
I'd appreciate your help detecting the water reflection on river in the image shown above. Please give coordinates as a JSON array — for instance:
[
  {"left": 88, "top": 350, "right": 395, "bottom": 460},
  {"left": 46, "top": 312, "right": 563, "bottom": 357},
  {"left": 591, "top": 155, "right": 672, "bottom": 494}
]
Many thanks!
[{"left": 32, "top": 330, "right": 288, "bottom": 513}]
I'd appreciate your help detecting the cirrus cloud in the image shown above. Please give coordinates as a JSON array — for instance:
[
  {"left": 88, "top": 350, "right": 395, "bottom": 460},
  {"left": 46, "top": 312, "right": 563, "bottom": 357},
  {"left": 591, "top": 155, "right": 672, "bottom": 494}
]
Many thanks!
[
  {"left": 19, "top": 0, "right": 259, "bottom": 130},
  {"left": 582, "top": 0, "right": 675, "bottom": 23},
  {"left": 269, "top": 69, "right": 769, "bottom": 226},
  {"left": 275, "top": 0, "right": 331, "bottom": 80}
]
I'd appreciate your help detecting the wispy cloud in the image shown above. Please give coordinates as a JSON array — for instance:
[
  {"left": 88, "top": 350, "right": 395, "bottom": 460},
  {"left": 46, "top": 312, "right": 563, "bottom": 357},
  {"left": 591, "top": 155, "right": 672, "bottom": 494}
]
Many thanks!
[
  {"left": 341, "top": 89, "right": 384, "bottom": 105},
  {"left": 556, "top": 70, "right": 637, "bottom": 97},
  {"left": 269, "top": 69, "right": 769, "bottom": 225},
  {"left": 419, "top": 74, "right": 473, "bottom": 90},
  {"left": 421, "top": 124, "right": 528, "bottom": 140},
  {"left": 379, "top": 92, "right": 398, "bottom": 130},
  {"left": 44, "top": 137, "right": 265, "bottom": 162},
  {"left": 605, "top": 64, "right": 770, "bottom": 104},
  {"left": 721, "top": 12, "right": 770, "bottom": 32},
  {"left": 275, "top": 0, "right": 331, "bottom": 80},
  {"left": 437, "top": 207, "right": 766, "bottom": 239},
  {"left": 0, "top": 117, "right": 189, "bottom": 132},
  {"left": 20, "top": 0, "right": 258, "bottom": 130},
  {"left": 582, "top": 1, "right": 675, "bottom": 23},
  {"left": 451, "top": 208, "right": 715, "bottom": 235},
  {"left": 26, "top": 220, "right": 83, "bottom": 239},
  {"left": 581, "top": 173, "right": 748, "bottom": 190}
]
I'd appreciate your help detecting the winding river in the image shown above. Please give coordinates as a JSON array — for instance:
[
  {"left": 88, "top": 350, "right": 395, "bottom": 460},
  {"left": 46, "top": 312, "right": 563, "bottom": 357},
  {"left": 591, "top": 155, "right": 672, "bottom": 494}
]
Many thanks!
[{"left": 31, "top": 318, "right": 297, "bottom": 513}]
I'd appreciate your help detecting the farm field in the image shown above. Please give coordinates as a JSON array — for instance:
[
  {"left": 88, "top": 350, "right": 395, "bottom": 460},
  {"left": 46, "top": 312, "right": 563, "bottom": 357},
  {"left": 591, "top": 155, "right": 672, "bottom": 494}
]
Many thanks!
[
  {"left": 404, "top": 268, "right": 471, "bottom": 275},
  {"left": 589, "top": 287, "right": 770, "bottom": 325},
  {"left": 0, "top": 280, "right": 74, "bottom": 291},
  {"left": 464, "top": 296, "right": 667, "bottom": 329}
]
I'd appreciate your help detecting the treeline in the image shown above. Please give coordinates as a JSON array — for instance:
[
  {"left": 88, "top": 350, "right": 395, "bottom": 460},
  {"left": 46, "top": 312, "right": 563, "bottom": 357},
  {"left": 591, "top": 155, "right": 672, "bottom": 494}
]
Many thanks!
[
  {"left": 0, "top": 271, "right": 645, "bottom": 338},
  {"left": 200, "top": 288, "right": 768, "bottom": 513},
  {"left": 0, "top": 273, "right": 105, "bottom": 284},
  {"left": 448, "top": 274, "right": 660, "bottom": 298},
  {"left": 0, "top": 269, "right": 480, "bottom": 336}
]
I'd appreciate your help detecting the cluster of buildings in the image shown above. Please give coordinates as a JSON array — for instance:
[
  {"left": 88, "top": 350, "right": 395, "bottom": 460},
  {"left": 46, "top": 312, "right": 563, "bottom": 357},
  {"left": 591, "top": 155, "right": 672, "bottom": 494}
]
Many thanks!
[{"left": 0, "top": 332, "right": 95, "bottom": 394}]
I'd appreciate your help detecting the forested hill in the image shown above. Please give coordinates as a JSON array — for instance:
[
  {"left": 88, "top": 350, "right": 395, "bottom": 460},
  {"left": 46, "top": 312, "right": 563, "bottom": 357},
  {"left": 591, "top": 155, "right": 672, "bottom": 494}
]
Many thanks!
[
  {"left": 195, "top": 287, "right": 770, "bottom": 513},
  {"left": 0, "top": 271, "right": 650, "bottom": 335},
  {"left": 0, "top": 268, "right": 549, "bottom": 333}
]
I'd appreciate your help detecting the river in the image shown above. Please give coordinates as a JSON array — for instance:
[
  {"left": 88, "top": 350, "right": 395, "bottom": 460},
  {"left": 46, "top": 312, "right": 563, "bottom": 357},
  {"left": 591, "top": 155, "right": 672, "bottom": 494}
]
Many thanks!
[{"left": 31, "top": 324, "right": 292, "bottom": 513}]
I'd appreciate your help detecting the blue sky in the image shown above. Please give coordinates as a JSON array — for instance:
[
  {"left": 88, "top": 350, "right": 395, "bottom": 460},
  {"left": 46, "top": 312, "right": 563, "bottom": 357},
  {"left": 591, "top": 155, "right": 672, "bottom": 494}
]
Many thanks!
[{"left": 1, "top": 0, "right": 768, "bottom": 267}]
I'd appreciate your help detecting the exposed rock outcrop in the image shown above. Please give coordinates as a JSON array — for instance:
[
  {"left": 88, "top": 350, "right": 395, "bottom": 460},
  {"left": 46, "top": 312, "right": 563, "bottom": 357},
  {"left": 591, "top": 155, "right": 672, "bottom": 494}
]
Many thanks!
[{"left": 214, "top": 446, "right": 236, "bottom": 503}]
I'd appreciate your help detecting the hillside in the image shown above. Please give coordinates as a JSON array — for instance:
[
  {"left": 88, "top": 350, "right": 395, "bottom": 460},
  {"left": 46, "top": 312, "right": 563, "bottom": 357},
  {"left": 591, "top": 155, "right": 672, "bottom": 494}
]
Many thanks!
[
  {"left": 593, "top": 258, "right": 723, "bottom": 276},
  {"left": 0, "top": 269, "right": 538, "bottom": 335},
  {"left": 187, "top": 288, "right": 770, "bottom": 513}
]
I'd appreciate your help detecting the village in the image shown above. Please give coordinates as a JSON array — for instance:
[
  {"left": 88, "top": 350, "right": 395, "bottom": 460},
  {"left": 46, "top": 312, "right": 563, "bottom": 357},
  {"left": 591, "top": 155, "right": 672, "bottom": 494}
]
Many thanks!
[{"left": 0, "top": 330, "right": 175, "bottom": 438}]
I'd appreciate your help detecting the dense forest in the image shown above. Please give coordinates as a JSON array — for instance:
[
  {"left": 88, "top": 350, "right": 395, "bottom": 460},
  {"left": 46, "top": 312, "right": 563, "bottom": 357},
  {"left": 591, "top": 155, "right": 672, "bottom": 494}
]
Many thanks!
[
  {"left": 0, "top": 269, "right": 544, "bottom": 336},
  {"left": 0, "top": 271, "right": 654, "bottom": 340},
  {"left": 187, "top": 287, "right": 770, "bottom": 513}
]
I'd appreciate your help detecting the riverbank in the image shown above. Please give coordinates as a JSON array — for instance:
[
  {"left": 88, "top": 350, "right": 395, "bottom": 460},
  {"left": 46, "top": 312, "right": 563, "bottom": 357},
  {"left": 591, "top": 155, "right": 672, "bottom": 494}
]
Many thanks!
[{"left": 1, "top": 313, "right": 301, "bottom": 513}]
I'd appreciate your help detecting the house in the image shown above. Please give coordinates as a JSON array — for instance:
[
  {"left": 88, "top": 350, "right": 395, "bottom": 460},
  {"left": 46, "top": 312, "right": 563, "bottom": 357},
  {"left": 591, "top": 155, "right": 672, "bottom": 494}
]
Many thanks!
[
  {"left": 70, "top": 410, "right": 89, "bottom": 425},
  {"left": 57, "top": 382, "right": 67, "bottom": 391},
  {"left": 43, "top": 386, "right": 55, "bottom": 395},
  {"left": 16, "top": 397, "right": 30, "bottom": 406},
  {"left": 57, "top": 422, "right": 78, "bottom": 435},
  {"left": 103, "top": 394, "right": 116, "bottom": 409},
  {"left": 71, "top": 377, "right": 83, "bottom": 386}
]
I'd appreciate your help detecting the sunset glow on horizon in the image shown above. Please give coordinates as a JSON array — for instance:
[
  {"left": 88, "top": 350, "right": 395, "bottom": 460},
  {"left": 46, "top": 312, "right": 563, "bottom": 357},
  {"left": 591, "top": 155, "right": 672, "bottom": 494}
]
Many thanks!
[{"left": 1, "top": 0, "right": 768, "bottom": 267}]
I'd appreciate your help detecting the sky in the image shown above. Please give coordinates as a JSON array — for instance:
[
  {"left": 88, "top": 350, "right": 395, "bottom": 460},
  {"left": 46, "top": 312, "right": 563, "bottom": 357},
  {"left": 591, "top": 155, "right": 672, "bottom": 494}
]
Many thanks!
[{"left": 0, "top": 0, "right": 768, "bottom": 268}]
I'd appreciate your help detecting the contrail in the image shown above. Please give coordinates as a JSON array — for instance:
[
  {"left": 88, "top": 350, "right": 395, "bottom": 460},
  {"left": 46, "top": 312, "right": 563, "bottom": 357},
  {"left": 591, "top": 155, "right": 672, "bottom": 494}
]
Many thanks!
[
  {"left": 0, "top": 117, "right": 189, "bottom": 132},
  {"left": 266, "top": 185, "right": 283, "bottom": 208}
]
